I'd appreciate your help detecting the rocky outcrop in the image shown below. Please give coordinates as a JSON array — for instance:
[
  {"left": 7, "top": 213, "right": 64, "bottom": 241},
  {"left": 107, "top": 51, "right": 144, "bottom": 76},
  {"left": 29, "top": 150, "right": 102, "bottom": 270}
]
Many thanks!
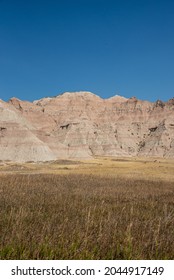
[{"left": 0, "top": 91, "right": 174, "bottom": 162}]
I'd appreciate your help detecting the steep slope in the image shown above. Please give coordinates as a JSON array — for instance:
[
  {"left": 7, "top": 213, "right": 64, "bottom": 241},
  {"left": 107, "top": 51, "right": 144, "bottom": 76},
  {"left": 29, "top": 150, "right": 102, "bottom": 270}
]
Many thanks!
[
  {"left": 0, "top": 92, "right": 174, "bottom": 162},
  {"left": 0, "top": 99, "right": 57, "bottom": 162}
]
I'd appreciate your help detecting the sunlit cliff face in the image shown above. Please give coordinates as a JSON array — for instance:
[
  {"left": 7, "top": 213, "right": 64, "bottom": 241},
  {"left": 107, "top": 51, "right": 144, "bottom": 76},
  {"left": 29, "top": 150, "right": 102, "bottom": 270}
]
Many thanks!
[{"left": 0, "top": 92, "right": 174, "bottom": 162}]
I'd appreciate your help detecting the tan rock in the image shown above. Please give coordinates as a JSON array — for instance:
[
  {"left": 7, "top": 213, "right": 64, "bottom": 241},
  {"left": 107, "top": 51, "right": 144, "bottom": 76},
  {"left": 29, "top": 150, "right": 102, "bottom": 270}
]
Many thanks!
[{"left": 0, "top": 91, "right": 174, "bottom": 162}]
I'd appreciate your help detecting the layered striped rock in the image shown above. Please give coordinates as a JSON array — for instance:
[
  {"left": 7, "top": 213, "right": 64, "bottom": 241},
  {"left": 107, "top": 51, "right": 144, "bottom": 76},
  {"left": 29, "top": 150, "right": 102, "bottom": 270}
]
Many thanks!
[{"left": 0, "top": 91, "right": 174, "bottom": 162}]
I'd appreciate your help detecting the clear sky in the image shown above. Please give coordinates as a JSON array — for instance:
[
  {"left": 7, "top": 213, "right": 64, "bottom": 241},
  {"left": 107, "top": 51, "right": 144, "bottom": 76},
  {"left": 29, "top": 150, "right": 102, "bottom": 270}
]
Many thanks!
[{"left": 0, "top": 0, "right": 174, "bottom": 102}]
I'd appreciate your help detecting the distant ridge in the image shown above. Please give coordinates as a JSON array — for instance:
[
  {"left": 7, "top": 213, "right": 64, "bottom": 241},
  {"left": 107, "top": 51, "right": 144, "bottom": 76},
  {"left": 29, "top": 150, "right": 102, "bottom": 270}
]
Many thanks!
[{"left": 0, "top": 91, "right": 174, "bottom": 162}]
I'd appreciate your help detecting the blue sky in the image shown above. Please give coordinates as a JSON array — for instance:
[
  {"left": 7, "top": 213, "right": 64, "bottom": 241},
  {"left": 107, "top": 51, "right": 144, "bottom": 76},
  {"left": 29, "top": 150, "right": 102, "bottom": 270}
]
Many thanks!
[{"left": 0, "top": 0, "right": 174, "bottom": 102}]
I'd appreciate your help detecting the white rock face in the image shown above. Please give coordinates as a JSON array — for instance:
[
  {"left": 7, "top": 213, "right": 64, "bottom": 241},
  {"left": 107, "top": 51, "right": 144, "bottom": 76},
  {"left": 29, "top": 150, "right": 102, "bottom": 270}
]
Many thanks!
[{"left": 0, "top": 92, "right": 174, "bottom": 162}]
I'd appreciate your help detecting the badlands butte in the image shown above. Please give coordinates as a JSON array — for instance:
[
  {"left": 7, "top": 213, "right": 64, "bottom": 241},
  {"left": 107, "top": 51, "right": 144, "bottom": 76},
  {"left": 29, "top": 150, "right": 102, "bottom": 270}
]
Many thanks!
[{"left": 0, "top": 91, "right": 174, "bottom": 162}]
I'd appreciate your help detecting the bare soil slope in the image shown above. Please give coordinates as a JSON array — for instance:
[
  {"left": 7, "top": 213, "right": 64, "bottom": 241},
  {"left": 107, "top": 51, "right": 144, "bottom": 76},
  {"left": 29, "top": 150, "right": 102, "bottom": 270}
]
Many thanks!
[{"left": 1, "top": 91, "right": 174, "bottom": 161}]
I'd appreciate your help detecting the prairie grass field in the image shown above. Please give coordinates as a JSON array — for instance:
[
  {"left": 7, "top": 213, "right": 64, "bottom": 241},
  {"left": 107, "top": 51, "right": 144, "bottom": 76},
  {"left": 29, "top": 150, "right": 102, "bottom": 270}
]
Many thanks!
[{"left": 0, "top": 157, "right": 174, "bottom": 259}]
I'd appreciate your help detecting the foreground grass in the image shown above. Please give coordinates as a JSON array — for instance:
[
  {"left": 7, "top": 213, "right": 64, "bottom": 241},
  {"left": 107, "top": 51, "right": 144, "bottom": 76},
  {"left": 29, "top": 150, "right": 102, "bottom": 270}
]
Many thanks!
[{"left": 0, "top": 173, "right": 174, "bottom": 259}]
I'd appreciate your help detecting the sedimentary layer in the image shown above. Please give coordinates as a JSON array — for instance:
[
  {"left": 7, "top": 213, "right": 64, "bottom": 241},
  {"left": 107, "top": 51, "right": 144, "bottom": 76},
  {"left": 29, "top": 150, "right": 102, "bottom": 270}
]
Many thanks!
[{"left": 0, "top": 91, "right": 174, "bottom": 162}]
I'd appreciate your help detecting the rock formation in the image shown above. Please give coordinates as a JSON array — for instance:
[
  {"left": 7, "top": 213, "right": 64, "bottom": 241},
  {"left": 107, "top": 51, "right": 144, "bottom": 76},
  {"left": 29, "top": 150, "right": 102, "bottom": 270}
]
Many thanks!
[{"left": 0, "top": 91, "right": 174, "bottom": 162}]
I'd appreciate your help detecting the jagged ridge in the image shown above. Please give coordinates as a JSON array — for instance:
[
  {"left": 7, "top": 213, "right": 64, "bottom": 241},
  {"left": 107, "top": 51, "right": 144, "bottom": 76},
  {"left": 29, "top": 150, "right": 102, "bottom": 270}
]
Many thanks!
[{"left": 0, "top": 92, "right": 174, "bottom": 162}]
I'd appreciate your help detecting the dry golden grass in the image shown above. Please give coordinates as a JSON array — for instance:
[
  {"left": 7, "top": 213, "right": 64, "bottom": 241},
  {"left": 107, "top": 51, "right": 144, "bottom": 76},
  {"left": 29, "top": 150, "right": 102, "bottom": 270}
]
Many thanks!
[
  {"left": 1, "top": 156, "right": 174, "bottom": 181},
  {"left": 0, "top": 157, "right": 174, "bottom": 259}
]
